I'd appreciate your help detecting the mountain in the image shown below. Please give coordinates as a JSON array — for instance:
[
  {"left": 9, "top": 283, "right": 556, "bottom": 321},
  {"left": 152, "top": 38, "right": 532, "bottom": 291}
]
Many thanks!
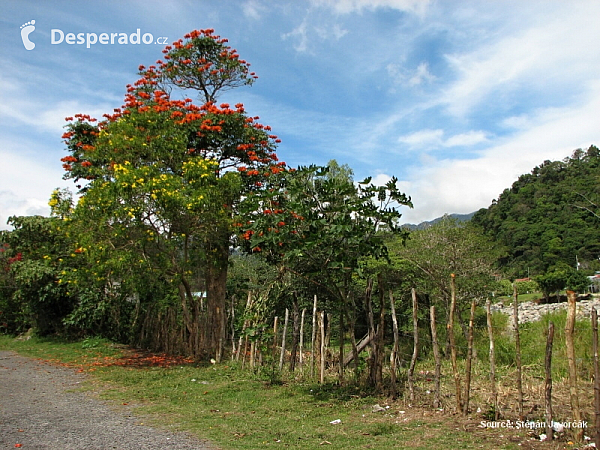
[
  {"left": 472, "top": 145, "right": 600, "bottom": 277},
  {"left": 402, "top": 212, "right": 476, "bottom": 231}
]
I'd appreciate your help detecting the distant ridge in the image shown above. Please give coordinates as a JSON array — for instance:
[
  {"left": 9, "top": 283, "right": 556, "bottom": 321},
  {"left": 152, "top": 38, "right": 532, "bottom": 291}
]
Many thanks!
[{"left": 402, "top": 212, "right": 475, "bottom": 231}]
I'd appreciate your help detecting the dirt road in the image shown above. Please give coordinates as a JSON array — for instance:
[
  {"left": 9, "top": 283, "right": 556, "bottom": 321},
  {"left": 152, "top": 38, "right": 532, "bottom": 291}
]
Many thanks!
[{"left": 0, "top": 351, "right": 213, "bottom": 449}]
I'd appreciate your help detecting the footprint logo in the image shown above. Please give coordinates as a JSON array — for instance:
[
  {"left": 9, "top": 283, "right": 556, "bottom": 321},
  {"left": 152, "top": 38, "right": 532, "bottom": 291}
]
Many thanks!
[{"left": 20, "top": 20, "right": 36, "bottom": 50}]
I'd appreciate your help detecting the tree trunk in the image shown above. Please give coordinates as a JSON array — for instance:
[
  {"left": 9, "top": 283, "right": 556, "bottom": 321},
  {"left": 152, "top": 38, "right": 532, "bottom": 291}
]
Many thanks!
[{"left": 204, "top": 241, "right": 229, "bottom": 361}]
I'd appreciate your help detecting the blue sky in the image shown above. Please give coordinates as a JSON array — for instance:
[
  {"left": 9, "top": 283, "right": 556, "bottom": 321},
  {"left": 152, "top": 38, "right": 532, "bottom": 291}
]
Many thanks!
[{"left": 2, "top": 0, "right": 599, "bottom": 229}]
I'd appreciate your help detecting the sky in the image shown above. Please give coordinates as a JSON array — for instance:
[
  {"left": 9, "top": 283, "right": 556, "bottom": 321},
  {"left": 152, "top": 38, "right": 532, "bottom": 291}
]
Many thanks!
[{"left": 1, "top": 0, "right": 599, "bottom": 229}]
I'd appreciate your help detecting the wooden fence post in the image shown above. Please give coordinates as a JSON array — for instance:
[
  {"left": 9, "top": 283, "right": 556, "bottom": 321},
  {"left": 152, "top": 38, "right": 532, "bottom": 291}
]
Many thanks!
[
  {"left": 430, "top": 305, "right": 441, "bottom": 409},
  {"left": 592, "top": 308, "right": 600, "bottom": 450},
  {"left": 408, "top": 288, "right": 419, "bottom": 403},
  {"left": 565, "top": 290, "right": 583, "bottom": 441},
  {"left": 273, "top": 316, "right": 279, "bottom": 362},
  {"left": 463, "top": 298, "right": 476, "bottom": 415},
  {"left": 279, "top": 308, "right": 289, "bottom": 371},
  {"left": 545, "top": 322, "right": 555, "bottom": 441},
  {"left": 320, "top": 311, "right": 326, "bottom": 384},
  {"left": 448, "top": 273, "right": 462, "bottom": 412},
  {"left": 311, "top": 295, "right": 317, "bottom": 378},
  {"left": 485, "top": 299, "right": 498, "bottom": 420},
  {"left": 389, "top": 290, "right": 400, "bottom": 399},
  {"left": 513, "top": 284, "right": 523, "bottom": 420},
  {"left": 299, "top": 308, "right": 306, "bottom": 369}
]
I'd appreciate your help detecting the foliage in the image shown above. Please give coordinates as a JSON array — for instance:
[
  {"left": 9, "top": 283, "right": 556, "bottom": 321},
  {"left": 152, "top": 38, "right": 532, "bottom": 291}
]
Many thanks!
[
  {"left": 472, "top": 146, "right": 600, "bottom": 276},
  {"left": 58, "top": 29, "right": 285, "bottom": 357},
  {"left": 535, "top": 264, "right": 590, "bottom": 299},
  {"left": 0, "top": 214, "right": 77, "bottom": 335},
  {"left": 241, "top": 161, "right": 412, "bottom": 296},
  {"left": 495, "top": 278, "right": 539, "bottom": 296},
  {"left": 393, "top": 216, "right": 499, "bottom": 313}
]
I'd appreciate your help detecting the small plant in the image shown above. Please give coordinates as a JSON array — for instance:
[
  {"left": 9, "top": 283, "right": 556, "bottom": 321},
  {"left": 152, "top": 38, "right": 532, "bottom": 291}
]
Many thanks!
[
  {"left": 369, "top": 422, "right": 396, "bottom": 436},
  {"left": 81, "top": 336, "right": 109, "bottom": 349}
]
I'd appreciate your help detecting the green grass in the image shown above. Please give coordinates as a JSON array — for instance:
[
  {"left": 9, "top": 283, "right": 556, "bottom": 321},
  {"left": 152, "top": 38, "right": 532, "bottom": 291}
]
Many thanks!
[{"left": 0, "top": 335, "right": 531, "bottom": 450}]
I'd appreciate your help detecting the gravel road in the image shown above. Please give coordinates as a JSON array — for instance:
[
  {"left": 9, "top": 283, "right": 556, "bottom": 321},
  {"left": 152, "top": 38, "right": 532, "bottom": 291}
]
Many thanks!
[{"left": 0, "top": 351, "right": 213, "bottom": 449}]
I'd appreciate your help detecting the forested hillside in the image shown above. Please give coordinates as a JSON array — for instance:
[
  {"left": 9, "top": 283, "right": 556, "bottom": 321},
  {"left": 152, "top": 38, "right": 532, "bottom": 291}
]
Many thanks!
[{"left": 472, "top": 145, "right": 600, "bottom": 277}]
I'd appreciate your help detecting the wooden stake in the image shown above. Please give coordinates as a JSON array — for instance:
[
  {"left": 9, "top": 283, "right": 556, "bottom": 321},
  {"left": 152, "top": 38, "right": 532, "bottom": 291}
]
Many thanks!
[
  {"left": 448, "top": 273, "right": 462, "bottom": 412},
  {"left": 545, "top": 321, "right": 555, "bottom": 441},
  {"left": 486, "top": 299, "right": 498, "bottom": 420},
  {"left": 338, "top": 305, "right": 345, "bottom": 383},
  {"left": 408, "top": 288, "right": 419, "bottom": 403},
  {"left": 311, "top": 295, "right": 317, "bottom": 378},
  {"left": 592, "top": 308, "right": 600, "bottom": 450},
  {"left": 273, "top": 316, "right": 279, "bottom": 361},
  {"left": 290, "top": 296, "right": 300, "bottom": 372},
  {"left": 237, "top": 290, "right": 253, "bottom": 362},
  {"left": 320, "top": 311, "right": 326, "bottom": 384},
  {"left": 389, "top": 290, "right": 400, "bottom": 399},
  {"left": 463, "top": 298, "right": 476, "bottom": 415},
  {"left": 279, "top": 308, "right": 289, "bottom": 371},
  {"left": 430, "top": 305, "right": 441, "bottom": 409},
  {"left": 513, "top": 284, "right": 523, "bottom": 420},
  {"left": 299, "top": 308, "right": 306, "bottom": 368},
  {"left": 565, "top": 290, "right": 583, "bottom": 441},
  {"left": 250, "top": 339, "right": 256, "bottom": 368}
]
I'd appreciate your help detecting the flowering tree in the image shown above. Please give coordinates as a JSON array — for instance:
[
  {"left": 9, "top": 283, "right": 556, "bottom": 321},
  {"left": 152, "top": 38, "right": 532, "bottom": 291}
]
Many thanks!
[
  {"left": 240, "top": 161, "right": 412, "bottom": 383},
  {"left": 61, "top": 30, "right": 285, "bottom": 359}
]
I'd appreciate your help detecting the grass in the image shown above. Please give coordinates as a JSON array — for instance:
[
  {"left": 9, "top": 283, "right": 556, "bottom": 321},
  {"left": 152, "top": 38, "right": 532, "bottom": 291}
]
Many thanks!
[{"left": 0, "top": 335, "right": 536, "bottom": 450}]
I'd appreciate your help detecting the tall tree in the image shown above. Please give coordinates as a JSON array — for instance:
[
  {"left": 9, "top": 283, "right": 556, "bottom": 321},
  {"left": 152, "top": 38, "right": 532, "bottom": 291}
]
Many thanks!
[
  {"left": 394, "top": 216, "right": 498, "bottom": 321},
  {"left": 240, "top": 161, "right": 412, "bottom": 384},
  {"left": 61, "top": 29, "right": 283, "bottom": 358}
]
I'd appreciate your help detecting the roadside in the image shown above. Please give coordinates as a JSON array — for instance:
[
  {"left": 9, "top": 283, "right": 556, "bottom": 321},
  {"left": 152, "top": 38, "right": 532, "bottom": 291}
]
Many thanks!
[{"left": 0, "top": 351, "right": 213, "bottom": 449}]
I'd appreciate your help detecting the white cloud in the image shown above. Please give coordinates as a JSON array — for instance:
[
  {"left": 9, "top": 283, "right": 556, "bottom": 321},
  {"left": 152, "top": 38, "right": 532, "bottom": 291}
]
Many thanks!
[
  {"left": 314, "top": 23, "right": 348, "bottom": 40},
  {"left": 399, "top": 129, "right": 444, "bottom": 148},
  {"left": 311, "top": 0, "right": 431, "bottom": 16},
  {"left": 408, "top": 62, "right": 435, "bottom": 86},
  {"left": 400, "top": 80, "right": 600, "bottom": 224},
  {"left": 282, "top": 19, "right": 310, "bottom": 53},
  {"left": 444, "top": 131, "right": 488, "bottom": 147},
  {"left": 439, "top": 2, "right": 600, "bottom": 117},
  {"left": 242, "top": 0, "right": 264, "bottom": 20},
  {"left": 0, "top": 144, "right": 72, "bottom": 230},
  {"left": 398, "top": 129, "right": 487, "bottom": 149}
]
